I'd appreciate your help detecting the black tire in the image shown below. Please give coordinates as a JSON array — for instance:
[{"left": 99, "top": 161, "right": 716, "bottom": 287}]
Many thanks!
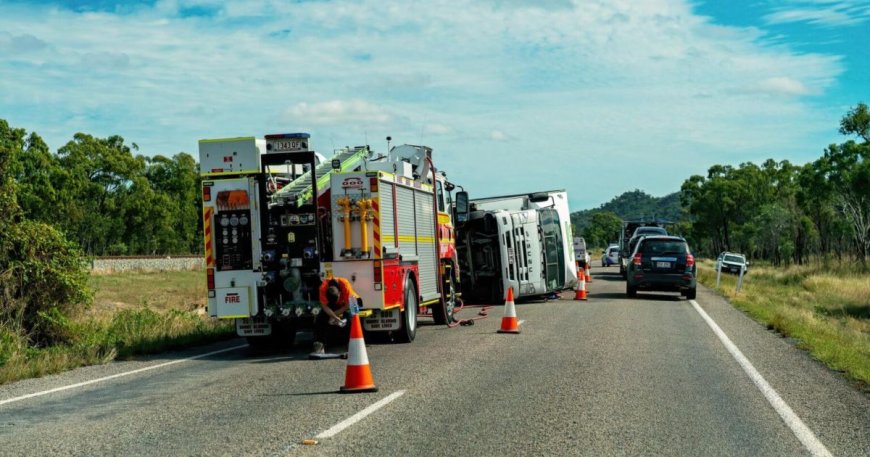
[
  {"left": 431, "top": 271, "right": 456, "bottom": 325},
  {"left": 626, "top": 283, "right": 637, "bottom": 298},
  {"left": 685, "top": 287, "right": 697, "bottom": 300},
  {"left": 395, "top": 278, "right": 418, "bottom": 343}
]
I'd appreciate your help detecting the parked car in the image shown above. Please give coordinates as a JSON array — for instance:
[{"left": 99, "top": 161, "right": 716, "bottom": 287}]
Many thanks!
[
  {"left": 715, "top": 252, "right": 749, "bottom": 274},
  {"left": 626, "top": 235, "right": 696, "bottom": 299},
  {"left": 602, "top": 244, "right": 619, "bottom": 267}
]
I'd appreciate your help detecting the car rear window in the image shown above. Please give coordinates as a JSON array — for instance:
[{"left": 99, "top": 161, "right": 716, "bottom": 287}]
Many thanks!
[
  {"left": 639, "top": 240, "right": 688, "bottom": 255},
  {"left": 724, "top": 255, "right": 744, "bottom": 263}
]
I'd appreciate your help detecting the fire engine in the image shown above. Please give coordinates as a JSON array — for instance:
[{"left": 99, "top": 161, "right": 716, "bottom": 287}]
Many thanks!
[{"left": 198, "top": 134, "right": 467, "bottom": 345}]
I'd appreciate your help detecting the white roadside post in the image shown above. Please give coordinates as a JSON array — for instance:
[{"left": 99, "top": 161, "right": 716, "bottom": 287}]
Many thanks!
[
  {"left": 736, "top": 264, "right": 746, "bottom": 293},
  {"left": 716, "top": 260, "right": 723, "bottom": 288}
]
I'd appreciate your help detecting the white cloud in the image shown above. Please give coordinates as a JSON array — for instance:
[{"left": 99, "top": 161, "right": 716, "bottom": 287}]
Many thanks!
[
  {"left": 0, "top": 0, "right": 849, "bottom": 210},
  {"left": 286, "top": 100, "right": 391, "bottom": 126},
  {"left": 425, "top": 123, "right": 452, "bottom": 135},
  {"left": 764, "top": 1, "right": 870, "bottom": 26},
  {"left": 490, "top": 130, "right": 510, "bottom": 141}
]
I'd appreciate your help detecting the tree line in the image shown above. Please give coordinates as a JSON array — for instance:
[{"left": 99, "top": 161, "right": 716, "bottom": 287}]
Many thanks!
[
  {"left": 578, "top": 103, "right": 869, "bottom": 267},
  {"left": 681, "top": 103, "right": 869, "bottom": 266},
  {"left": 2, "top": 120, "right": 202, "bottom": 256}
]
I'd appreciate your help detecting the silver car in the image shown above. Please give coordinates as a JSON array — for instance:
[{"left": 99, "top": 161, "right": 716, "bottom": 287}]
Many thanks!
[
  {"left": 602, "top": 244, "right": 619, "bottom": 267},
  {"left": 716, "top": 252, "right": 749, "bottom": 274}
]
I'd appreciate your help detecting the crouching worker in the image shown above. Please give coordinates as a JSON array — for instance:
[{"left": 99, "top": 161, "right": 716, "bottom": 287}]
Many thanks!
[{"left": 310, "top": 276, "right": 361, "bottom": 359}]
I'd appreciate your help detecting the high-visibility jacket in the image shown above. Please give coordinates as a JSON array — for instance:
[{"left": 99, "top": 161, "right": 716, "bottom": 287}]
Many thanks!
[{"left": 319, "top": 276, "right": 360, "bottom": 307}]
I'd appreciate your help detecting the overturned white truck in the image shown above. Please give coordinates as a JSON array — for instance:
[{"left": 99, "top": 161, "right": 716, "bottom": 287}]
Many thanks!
[{"left": 456, "top": 190, "right": 577, "bottom": 303}]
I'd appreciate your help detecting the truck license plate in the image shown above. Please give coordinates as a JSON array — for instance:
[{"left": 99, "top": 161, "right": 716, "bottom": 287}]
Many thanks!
[
  {"left": 236, "top": 317, "right": 272, "bottom": 336},
  {"left": 363, "top": 309, "right": 401, "bottom": 331}
]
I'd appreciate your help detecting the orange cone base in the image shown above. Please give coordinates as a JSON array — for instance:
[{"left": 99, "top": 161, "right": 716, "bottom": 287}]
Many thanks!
[
  {"left": 574, "top": 290, "right": 587, "bottom": 300},
  {"left": 340, "top": 365, "right": 378, "bottom": 393},
  {"left": 497, "top": 316, "right": 520, "bottom": 334}
]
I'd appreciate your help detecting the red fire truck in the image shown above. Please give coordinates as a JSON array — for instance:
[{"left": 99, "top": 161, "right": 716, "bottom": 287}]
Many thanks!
[{"left": 199, "top": 135, "right": 467, "bottom": 345}]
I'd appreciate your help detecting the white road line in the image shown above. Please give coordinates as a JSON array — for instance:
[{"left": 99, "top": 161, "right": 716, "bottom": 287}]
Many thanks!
[
  {"left": 315, "top": 390, "right": 406, "bottom": 439},
  {"left": 690, "top": 300, "right": 833, "bottom": 457},
  {"left": 0, "top": 344, "right": 249, "bottom": 407},
  {"left": 518, "top": 320, "right": 526, "bottom": 325}
]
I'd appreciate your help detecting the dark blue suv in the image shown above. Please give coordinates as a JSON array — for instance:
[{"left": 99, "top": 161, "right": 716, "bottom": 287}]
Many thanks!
[{"left": 626, "top": 236, "right": 696, "bottom": 300}]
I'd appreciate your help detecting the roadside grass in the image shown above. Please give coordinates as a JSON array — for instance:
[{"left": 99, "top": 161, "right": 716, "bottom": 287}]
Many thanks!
[
  {"left": 0, "top": 270, "right": 233, "bottom": 385},
  {"left": 697, "top": 260, "right": 870, "bottom": 387}
]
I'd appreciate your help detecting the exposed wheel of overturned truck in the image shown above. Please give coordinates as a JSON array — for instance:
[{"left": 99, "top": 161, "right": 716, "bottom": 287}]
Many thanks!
[
  {"left": 395, "top": 278, "right": 418, "bottom": 343},
  {"left": 431, "top": 271, "right": 457, "bottom": 325}
]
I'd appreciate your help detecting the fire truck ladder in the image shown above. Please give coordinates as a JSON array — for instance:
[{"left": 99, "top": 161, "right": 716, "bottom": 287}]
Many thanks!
[{"left": 272, "top": 146, "right": 370, "bottom": 207}]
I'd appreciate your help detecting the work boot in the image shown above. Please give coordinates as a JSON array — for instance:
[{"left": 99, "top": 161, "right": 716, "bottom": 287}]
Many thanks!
[{"left": 310, "top": 341, "right": 325, "bottom": 357}]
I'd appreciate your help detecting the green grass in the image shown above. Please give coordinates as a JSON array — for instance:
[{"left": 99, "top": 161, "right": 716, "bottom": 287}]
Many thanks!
[
  {"left": 0, "top": 270, "right": 233, "bottom": 385},
  {"left": 697, "top": 260, "right": 870, "bottom": 387}
]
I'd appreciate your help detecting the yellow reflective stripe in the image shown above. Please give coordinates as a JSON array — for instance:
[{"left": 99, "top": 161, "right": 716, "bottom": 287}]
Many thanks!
[
  {"left": 382, "top": 235, "right": 436, "bottom": 243},
  {"left": 199, "top": 137, "right": 256, "bottom": 143},
  {"left": 203, "top": 207, "right": 215, "bottom": 267},
  {"left": 437, "top": 213, "right": 452, "bottom": 224},
  {"left": 421, "top": 298, "right": 440, "bottom": 305}
]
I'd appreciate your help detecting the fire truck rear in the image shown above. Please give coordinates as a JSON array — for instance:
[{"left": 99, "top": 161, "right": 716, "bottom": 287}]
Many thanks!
[{"left": 326, "top": 144, "right": 468, "bottom": 342}]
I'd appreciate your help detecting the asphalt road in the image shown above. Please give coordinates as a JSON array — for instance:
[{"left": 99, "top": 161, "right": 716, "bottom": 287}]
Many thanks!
[{"left": 1, "top": 267, "right": 868, "bottom": 456}]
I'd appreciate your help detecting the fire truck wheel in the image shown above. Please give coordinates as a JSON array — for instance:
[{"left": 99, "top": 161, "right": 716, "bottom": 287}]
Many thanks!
[
  {"left": 395, "top": 278, "right": 418, "bottom": 343},
  {"left": 432, "top": 272, "right": 456, "bottom": 325}
]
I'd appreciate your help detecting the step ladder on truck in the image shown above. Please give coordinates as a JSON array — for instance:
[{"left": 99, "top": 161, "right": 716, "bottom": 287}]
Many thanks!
[{"left": 199, "top": 134, "right": 470, "bottom": 346}]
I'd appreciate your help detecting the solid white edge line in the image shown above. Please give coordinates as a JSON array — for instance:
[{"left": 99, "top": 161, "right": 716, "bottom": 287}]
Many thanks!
[
  {"left": 0, "top": 343, "right": 249, "bottom": 407},
  {"left": 689, "top": 300, "right": 833, "bottom": 457},
  {"left": 315, "top": 390, "right": 406, "bottom": 439}
]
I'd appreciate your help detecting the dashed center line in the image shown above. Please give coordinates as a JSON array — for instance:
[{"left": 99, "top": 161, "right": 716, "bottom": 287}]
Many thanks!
[
  {"left": 690, "top": 300, "right": 832, "bottom": 457},
  {"left": 315, "top": 390, "right": 406, "bottom": 439}
]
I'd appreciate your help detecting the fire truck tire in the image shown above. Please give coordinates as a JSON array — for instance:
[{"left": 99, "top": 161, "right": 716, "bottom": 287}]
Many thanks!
[
  {"left": 431, "top": 272, "right": 457, "bottom": 325},
  {"left": 395, "top": 278, "right": 418, "bottom": 343}
]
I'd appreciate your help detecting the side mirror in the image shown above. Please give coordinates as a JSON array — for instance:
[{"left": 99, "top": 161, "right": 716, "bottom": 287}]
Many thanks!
[{"left": 454, "top": 191, "right": 469, "bottom": 224}]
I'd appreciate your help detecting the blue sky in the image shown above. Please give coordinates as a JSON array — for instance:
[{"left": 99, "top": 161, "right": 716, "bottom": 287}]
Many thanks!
[{"left": 1, "top": 0, "right": 868, "bottom": 211}]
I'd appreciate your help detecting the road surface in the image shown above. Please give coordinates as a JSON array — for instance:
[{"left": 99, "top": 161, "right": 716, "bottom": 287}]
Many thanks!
[{"left": 1, "top": 267, "right": 868, "bottom": 456}]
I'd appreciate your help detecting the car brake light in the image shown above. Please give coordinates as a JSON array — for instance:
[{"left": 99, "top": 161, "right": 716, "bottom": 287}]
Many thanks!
[
  {"left": 207, "top": 268, "right": 215, "bottom": 289},
  {"left": 686, "top": 254, "right": 695, "bottom": 267},
  {"left": 633, "top": 253, "right": 642, "bottom": 266}
]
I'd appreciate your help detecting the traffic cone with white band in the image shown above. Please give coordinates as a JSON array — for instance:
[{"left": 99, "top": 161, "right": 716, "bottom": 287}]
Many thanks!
[
  {"left": 574, "top": 271, "right": 587, "bottom": 301},
  {"left": 339, "top": 314, "right": 378, "bottom": 393},
  {"left": 585, "top": 263, "right": 592, "bottom": 282},
  {"left": 497, "top": 287, "right": 521, "bottom": 334}
]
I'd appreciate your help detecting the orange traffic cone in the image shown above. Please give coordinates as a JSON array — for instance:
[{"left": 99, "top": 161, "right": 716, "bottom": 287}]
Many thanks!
[
  {"left": 585, "top": 263, "right": 592, "bottom": 282},
  {"left": 340, "top": 314, "right": 378, "bottom": 393},
  {"left": 497, "top": 287, "right": 520, "bottom": 334},
  {"left": 574, "top": 271, "right": 588, "bottom": 301}
]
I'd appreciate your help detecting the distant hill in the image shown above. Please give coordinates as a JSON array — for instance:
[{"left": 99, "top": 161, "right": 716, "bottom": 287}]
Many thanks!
[{"left": 570, "top": 189, "right": 682, "bottom": 232}]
